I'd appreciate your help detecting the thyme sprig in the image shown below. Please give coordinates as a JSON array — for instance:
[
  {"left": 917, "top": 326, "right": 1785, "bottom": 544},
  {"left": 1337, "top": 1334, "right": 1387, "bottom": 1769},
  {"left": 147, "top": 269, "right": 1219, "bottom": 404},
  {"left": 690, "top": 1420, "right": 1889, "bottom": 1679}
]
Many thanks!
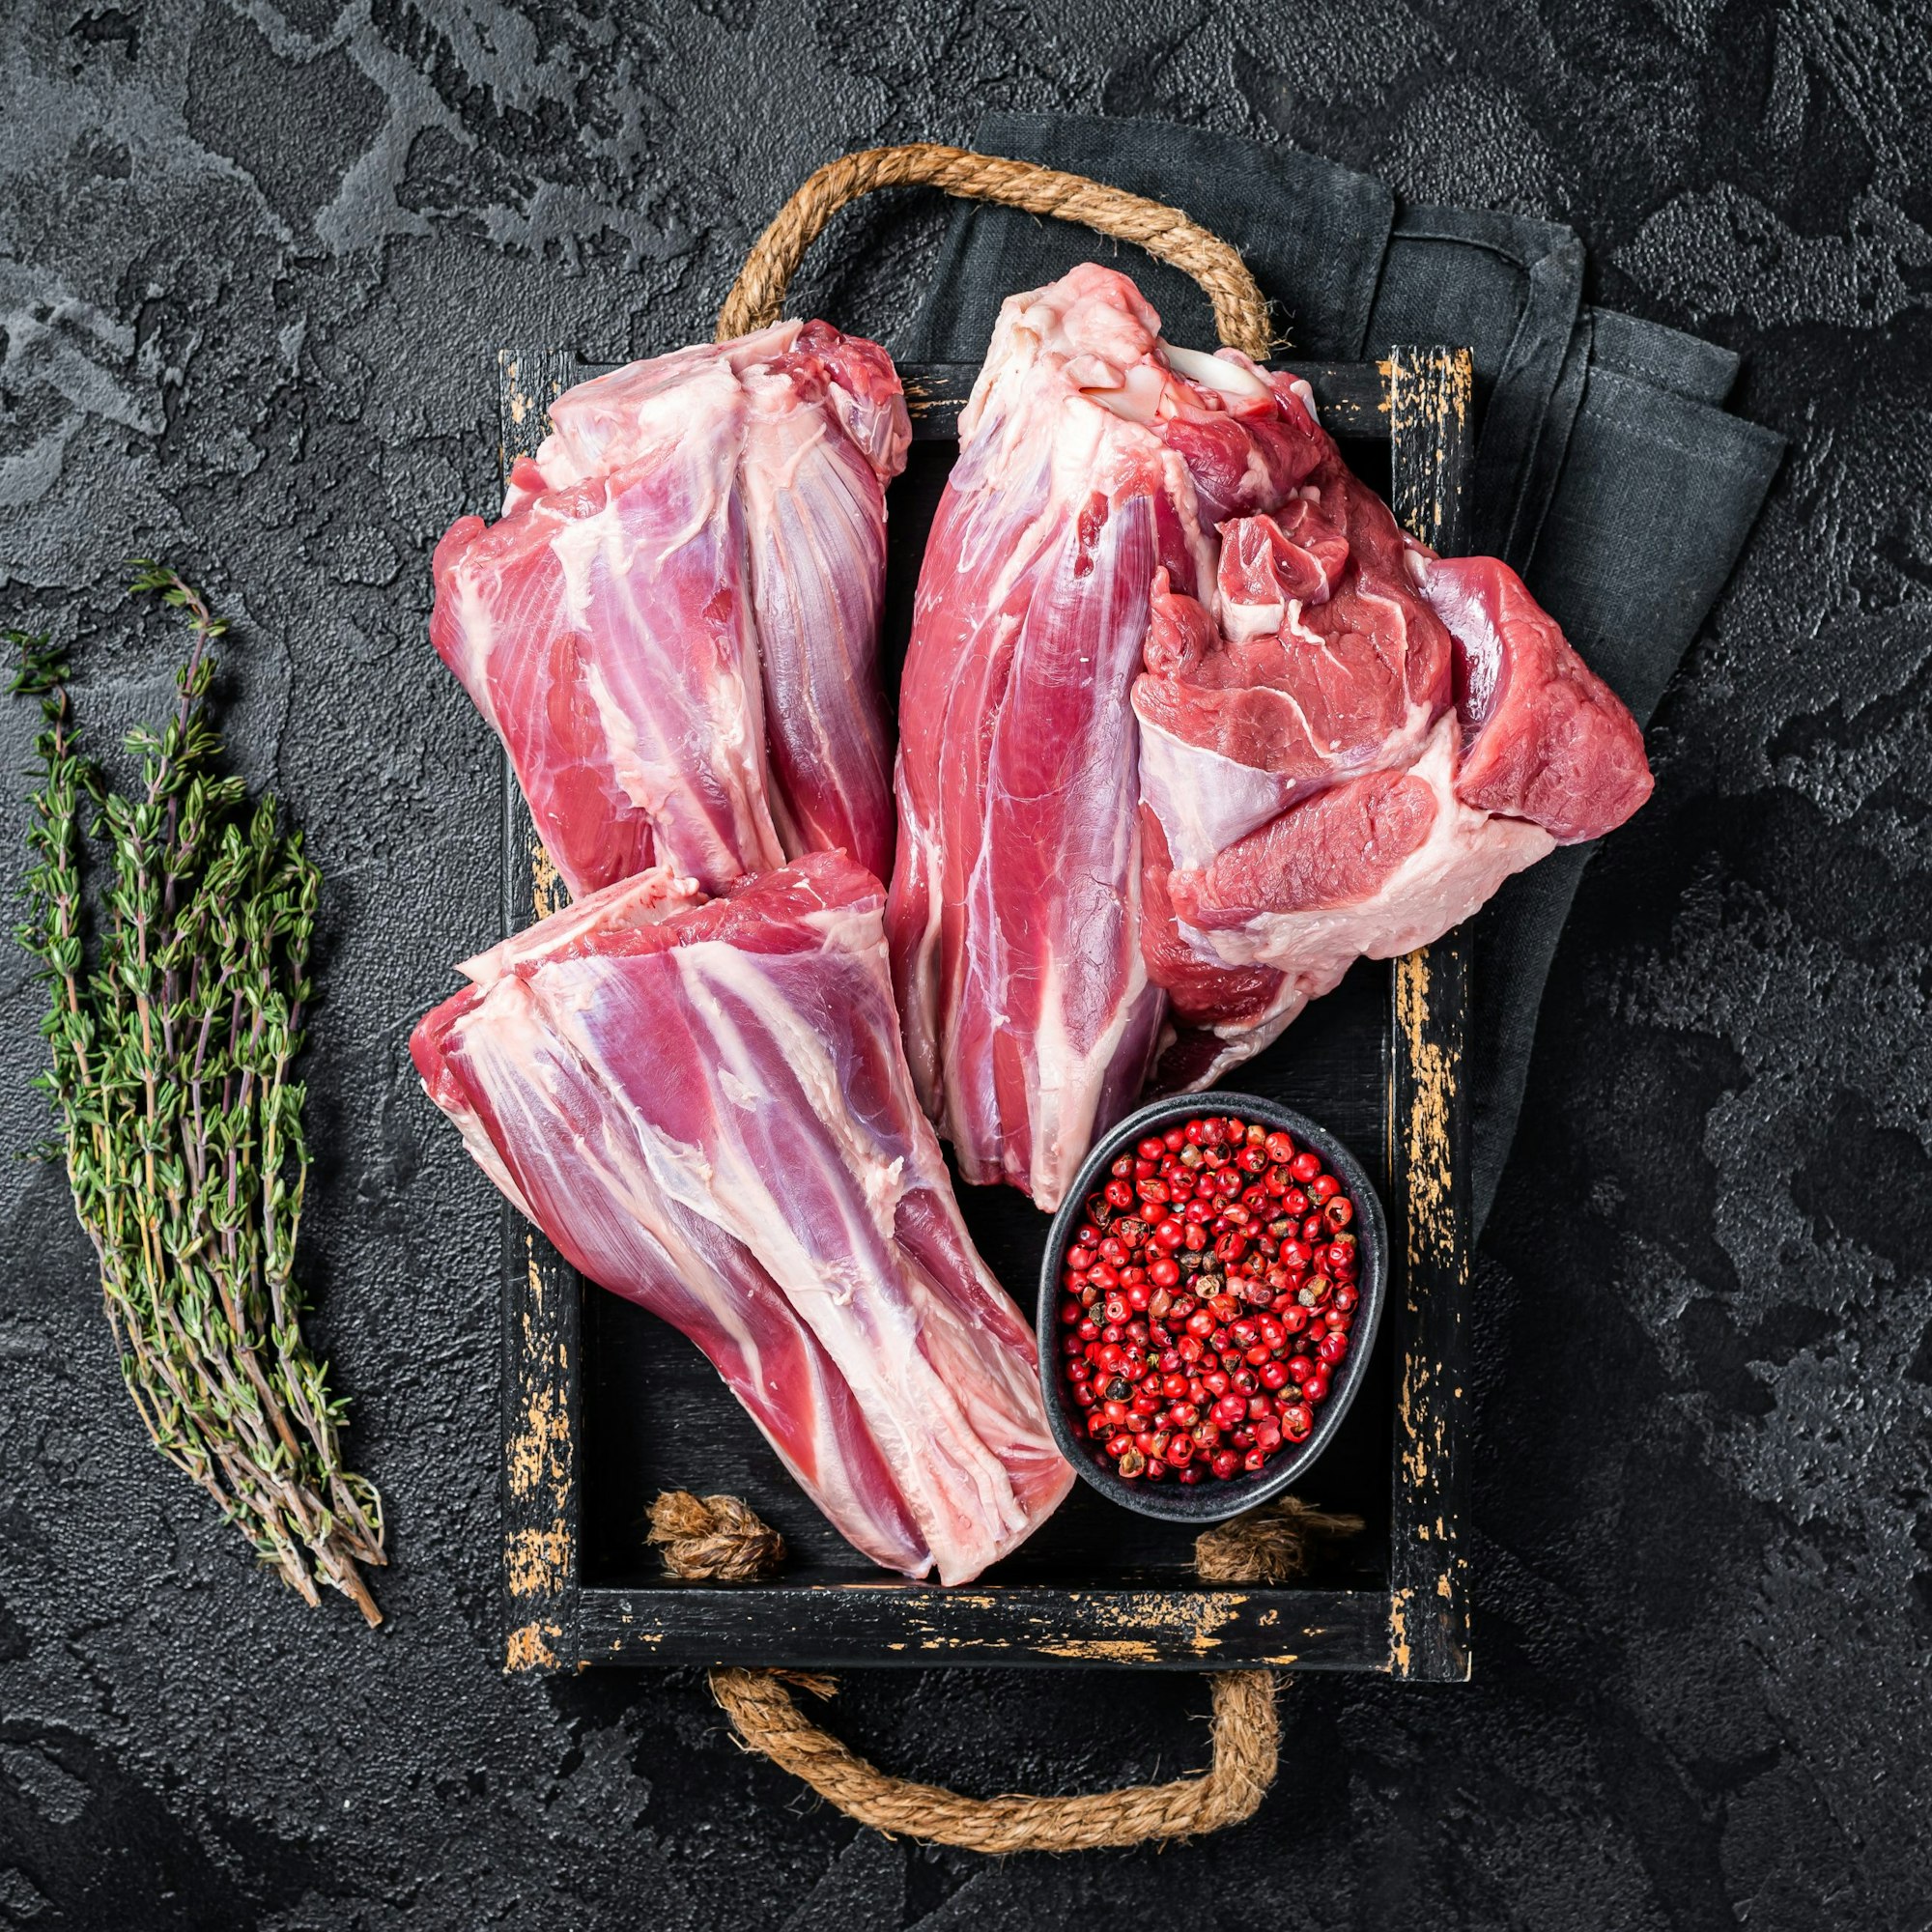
[{"left": 13, "top": 567, "right": 386, "bottom": 1624}]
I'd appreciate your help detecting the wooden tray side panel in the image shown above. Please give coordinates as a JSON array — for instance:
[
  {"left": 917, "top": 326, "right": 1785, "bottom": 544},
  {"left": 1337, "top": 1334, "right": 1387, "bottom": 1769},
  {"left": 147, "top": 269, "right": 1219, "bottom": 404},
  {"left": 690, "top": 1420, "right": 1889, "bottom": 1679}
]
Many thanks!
[
  {"left": 1385, "top": 345, "right": 1475, "bottom": 1683},
  {"left": 900, "top": 359, "right": 1393, "bottom": 441},
  {"left": 497, "top": 348, "right": 584, "bottom": 1673},
  {"left": 573, "top": 1586, "right": 1393, "bottom": 1671}
]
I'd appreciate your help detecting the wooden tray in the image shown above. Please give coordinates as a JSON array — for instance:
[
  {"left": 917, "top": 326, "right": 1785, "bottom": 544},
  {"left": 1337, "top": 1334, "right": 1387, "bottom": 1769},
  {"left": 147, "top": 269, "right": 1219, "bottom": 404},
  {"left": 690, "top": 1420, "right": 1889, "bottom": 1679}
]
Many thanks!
[{"left": 493, "top": 344, "right": 1474, "bottom": 1677}]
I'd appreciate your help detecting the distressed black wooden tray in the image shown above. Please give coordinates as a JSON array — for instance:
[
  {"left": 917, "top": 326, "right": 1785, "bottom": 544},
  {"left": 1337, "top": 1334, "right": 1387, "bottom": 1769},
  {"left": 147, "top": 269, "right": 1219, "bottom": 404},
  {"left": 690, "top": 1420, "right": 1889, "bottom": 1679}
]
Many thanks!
[{"left": 493, "top": 344, "right": 1474, "bottom": 1676}]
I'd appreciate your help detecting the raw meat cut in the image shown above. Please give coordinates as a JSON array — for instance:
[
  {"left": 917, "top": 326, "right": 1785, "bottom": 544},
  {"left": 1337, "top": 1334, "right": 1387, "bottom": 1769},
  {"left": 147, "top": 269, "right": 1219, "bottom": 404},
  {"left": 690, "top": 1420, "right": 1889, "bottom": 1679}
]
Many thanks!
[
  {"left": 886, "top": 264, "right": 1331, "bottom": 1208},
  {"left": 1137, "top": 514, "right": 1654, "bottom": 1085},
  {"left": 412, "top": 850, "right": 1071, "bottom": 1583},
  {"left": 890, "top": 262, "right": 1654, "bottom": 1179},
  {"left": 432, "top": 322, "right": 909, "bottom": 898}
]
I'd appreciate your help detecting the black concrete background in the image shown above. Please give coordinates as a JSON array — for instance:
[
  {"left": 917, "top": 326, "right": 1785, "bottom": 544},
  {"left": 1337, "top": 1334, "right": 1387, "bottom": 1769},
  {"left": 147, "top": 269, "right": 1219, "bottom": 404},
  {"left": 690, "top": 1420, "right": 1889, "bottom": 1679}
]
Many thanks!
[{"left": 2, "top": 1, "right": 1929, "bottom": 1925}]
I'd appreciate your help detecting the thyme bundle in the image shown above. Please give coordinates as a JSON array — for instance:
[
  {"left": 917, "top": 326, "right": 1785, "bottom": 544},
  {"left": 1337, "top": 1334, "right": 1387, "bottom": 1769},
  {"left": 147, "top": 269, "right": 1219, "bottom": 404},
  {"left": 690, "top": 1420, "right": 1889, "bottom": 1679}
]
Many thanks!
[{"left": 12, "top": 567, "right": 385, "bottom": 1623}]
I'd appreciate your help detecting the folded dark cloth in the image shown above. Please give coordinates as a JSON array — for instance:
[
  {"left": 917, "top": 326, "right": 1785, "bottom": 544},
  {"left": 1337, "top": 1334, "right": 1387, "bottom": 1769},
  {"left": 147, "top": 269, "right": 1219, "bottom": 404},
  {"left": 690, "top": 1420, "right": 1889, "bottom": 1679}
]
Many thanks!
[{"left": 895, "top": 112, "right": 1784, "bottom": 1236}]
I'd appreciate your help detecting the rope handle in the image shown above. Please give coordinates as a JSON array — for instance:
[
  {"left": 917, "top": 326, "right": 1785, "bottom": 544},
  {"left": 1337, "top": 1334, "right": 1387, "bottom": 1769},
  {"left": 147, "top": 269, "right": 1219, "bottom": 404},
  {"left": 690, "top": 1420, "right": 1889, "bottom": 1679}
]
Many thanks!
[
  {"left": 651, "top": 1492, "right": 1362, "bottom": 1852},
  {"left": 714, "top": 142, "right": 1273, "bottom": 360}
]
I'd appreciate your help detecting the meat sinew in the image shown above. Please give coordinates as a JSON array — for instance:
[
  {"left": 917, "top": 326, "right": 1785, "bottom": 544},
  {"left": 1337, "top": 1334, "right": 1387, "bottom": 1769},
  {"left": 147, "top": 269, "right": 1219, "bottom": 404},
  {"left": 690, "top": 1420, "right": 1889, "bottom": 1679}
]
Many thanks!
[
  {"left": 412, "top": 850, "right": 1072, "bottom": 1584},
  {"left": 432, "top": 323, "right": 909, "bottom": 898},
  {"left": 887, "top": 265, "right": 1332, "bottom": 1208}
]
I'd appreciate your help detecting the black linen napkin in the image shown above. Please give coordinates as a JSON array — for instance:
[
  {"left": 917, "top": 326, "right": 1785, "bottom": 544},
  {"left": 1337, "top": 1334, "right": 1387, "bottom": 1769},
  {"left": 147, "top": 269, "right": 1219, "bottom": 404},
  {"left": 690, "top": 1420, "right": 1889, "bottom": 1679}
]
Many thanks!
[{"left": 895, "top": 111, "right": 1785, "bottom": 1236}]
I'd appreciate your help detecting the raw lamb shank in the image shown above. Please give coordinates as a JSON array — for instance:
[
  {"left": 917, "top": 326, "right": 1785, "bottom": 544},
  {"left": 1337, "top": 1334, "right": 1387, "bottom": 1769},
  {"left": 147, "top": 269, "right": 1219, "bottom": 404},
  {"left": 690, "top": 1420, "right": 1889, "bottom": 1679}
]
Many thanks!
[
  {"left": 412, "top": 850, "right": 1072, "bottom": 1584},
  {"left": 431, "top": 322, "right": 909, "bottom": 898},
  {"left": 891, "top": 263, "right": 1652, "bottom": 1203}
]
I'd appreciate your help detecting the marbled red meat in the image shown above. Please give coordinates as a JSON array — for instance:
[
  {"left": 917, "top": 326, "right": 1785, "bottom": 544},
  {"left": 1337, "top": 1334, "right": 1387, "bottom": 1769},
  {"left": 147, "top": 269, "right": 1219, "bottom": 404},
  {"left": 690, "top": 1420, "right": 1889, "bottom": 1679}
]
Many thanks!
[
  {"left": 412, "top": 852, "right": 1071, "bottom": 1583},
  {"left": 431, "top": 322, "right": 908, "bottom": 897},
  {"left": 1425, "top": 554, "right": 1655, "bottom": 839},
  {"left": 1138, "top": 485, "right": 1654, "bottom": 1086}
]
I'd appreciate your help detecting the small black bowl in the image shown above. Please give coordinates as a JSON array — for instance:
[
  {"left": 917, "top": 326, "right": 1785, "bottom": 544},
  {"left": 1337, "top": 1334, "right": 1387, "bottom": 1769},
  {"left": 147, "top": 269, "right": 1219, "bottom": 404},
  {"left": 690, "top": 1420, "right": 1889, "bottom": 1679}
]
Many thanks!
[{"left": 1037, "top": 1092, "right": 1387, "bottom": 1523}]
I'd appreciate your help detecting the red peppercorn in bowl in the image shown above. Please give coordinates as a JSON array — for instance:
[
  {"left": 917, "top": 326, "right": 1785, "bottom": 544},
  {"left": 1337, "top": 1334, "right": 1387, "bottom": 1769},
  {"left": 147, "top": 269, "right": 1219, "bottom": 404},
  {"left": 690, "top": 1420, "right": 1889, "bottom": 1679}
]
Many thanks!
[{"left": 1037, "top": 1094, "right": 1387, "bottom": 1523}]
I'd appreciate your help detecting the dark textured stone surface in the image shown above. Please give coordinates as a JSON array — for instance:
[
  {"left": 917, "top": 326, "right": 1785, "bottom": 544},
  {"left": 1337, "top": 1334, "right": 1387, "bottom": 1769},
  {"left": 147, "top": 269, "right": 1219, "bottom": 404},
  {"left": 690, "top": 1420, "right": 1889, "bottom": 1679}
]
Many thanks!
[{"left": 1, "top": 2, "right": 1928, "bottom": 1925}]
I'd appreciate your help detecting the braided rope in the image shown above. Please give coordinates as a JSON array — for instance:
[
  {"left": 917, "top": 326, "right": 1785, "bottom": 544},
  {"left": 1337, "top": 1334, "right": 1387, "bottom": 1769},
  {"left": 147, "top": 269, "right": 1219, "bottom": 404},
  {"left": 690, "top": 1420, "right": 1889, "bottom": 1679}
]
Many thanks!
[
  {"left": 715, "top": 142, "right": 1273, "bottom": 359},
  {"left": 650, "top": 1492, "right": 1361, "bottom": 1851},
  {"left": 707, "top": 1665, "right": 1277, "bottom": 1853},
  {"left": 646, "top": 1490, "right": 785, "bottom": 1582}
]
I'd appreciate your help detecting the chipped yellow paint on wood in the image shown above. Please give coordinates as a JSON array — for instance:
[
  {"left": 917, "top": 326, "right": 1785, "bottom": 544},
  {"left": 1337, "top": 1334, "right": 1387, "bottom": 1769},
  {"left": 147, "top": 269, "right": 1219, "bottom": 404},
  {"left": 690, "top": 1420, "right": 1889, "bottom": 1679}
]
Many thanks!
[
  {"left": 506, "top": 1525, "right": 574, "bottom": 1598},
  {"left": 1398, "top": 1345, "right": 1451, "bottom": 1488},
  {"left": 530, "top": 844, "right": 566, "bottom": 919},
  {"left": 507, "top": 1372, "right": 571, "bottom": 1503},
  {"left": 497, "top": 346, "right": 570, "bottom": 473},
  {"left": 1382, "top": 356, "right": 1476, "bottom": 1685},
  {"left": 1392, "top": 936, "right": 1463, "bottom": 1633},
  {"left": 1037, "top": 1639, "right": 1168, "bottom": 1662},
  {"left": 1388, "top": 346, "right": 1474, "bottom": 547},
  {"left": 504, "top": 1621, "right": 560, "bottom": 1671},
  {"left": 1090, "top": 1590, "right": 1248, "bottom": 1653},
  {"left": 600, "top": 1630, "right": 662, "bottom": 1653},
  {"left": 1394, "top": 947, "right": 1461, "bottom": 1271},
  {"left": 898, "top": 368, "right": 973, "bottom": 417},
  {"left": 883, "top": 1588, "right": 1255, "bottom": 1657}
]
